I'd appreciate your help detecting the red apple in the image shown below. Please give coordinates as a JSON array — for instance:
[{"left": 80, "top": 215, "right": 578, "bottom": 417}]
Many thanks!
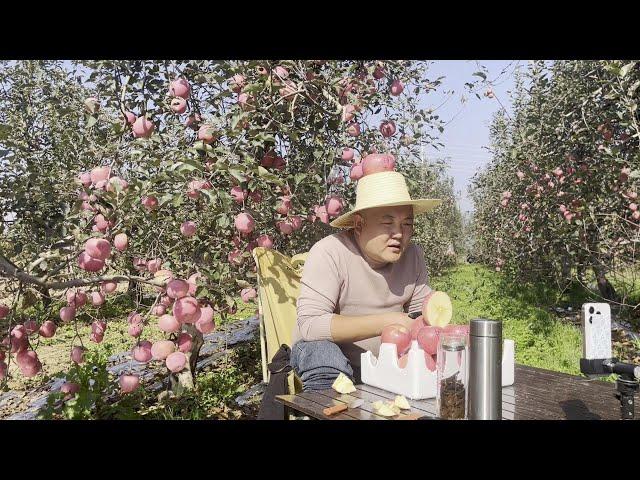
[
  {"left": 177, "top": 333, "right": 192, "bottom": 353},
  {"left": 341, "top": 148, "right": 355, "bottom": 162},
  {"left": 158, "top": 314, "right": 180, "bottom": 333},
  {"left": 410, "top": 316, "right": 427, "bottom": 340},
  {"left": 416, "top": 326, "right": 442, "bottom": 356},
  {"left": 390, "top": 79, "right": 404, "bottom": 96},
  {"left": 169, "top": 78, "right": 190, "bottom": 99},
  {"left": 151, "top": 340, "right": 175, "bottom": 360},
  {"left": 350, "top": 162, "right": 364, "bottom": 181},
  {"left": 346, "top": 123, "right": 360, "bottom": 137},
  {"left": 379, "top": 120, "right": 396, "bottom": 137},
  {"left": 362, "top": 153, "right": 396, "bottom": 175},
  {"left": 381, "top": 324, "right": 411, "bottom": 356},
  {"left": 132, "top": 117, "right": 155, "bottom": 138},
  {"left": 119, "top": 374, "right": 140, "bottom": 393},
  {"left": 166, "top": 352, "right": 187, "bottom": 373},
  {"left": 170, "top": 97, "right": 187, "bottom": 114},
  {"left": 424, "top": 353, "right": 437, "bottom": 372}
]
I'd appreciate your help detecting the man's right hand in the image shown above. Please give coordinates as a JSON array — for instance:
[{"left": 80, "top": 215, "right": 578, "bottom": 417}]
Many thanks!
[
  {"left": 330, "top": 311, "right": 417, "bottom": 343},
  {"left": 382, "top": 312, "right": 415, "bottom": 331}
]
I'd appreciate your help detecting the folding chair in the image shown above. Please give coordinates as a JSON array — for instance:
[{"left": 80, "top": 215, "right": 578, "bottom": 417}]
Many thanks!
[{"left": 251, "top": 247, "right": 308, "bottom": 396}]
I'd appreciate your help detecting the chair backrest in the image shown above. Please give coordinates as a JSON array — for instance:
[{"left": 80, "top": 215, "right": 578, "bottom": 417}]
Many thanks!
[
  {"left": 252, "top": 247, "right": 308, "bottom": 396},
  {"left": 252, "top": 247, "right": 308, "bottom": 363}
]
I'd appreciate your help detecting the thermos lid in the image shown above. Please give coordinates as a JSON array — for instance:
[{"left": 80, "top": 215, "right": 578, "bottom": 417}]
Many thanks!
[{"left": 470, "top": 318, "right": 502, "bottom": 338}]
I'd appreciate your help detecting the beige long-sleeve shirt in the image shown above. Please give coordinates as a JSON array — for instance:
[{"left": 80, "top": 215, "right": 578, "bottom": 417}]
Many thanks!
[{"left": 293, "top": 229, "right": 432, "bottom": 368}]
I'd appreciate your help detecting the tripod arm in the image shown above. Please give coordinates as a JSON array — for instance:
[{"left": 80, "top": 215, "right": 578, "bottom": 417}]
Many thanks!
[
  {"left": 581, "top": 358, "right": 639, "bottom": 420},
  {"left": 602, "top": 360, "right": 640, "bottom": 380},
  {"left": 580, "top": 357, "right": 640, "bottom": 379}
]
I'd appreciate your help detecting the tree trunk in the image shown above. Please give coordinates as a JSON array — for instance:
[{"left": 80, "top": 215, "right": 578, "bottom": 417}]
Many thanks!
[
  {"left": 592, "top": 265, "right": 619, "bottom": 302},
  {"left": 38, "top": 285, "right": 51, "bottom": 309},
  {"left": 576, "top": 264, "right": 586, "bottom": 284},
  {"left": 127, "top": 266, "right": 137, "bottom": 301},
  {"left": 559, "top": 256, "right": 572, "bottom": 290},
  {"left": 169, "top": 324, "right": 205, "bottom": 396}
]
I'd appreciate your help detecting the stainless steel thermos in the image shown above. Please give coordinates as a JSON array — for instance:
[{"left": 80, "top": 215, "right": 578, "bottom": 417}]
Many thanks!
[{"left": 468, "top": 318, "right": 502, "bottom": 420}]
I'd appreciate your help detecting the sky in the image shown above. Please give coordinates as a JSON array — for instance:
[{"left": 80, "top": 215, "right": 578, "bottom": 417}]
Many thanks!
[{"left": 420, "top": 60, "right": 521, "bottom": 214}]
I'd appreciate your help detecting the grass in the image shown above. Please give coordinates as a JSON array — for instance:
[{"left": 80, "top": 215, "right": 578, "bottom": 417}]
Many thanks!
[{"left": 431, "top": 264, "right": 585, "bottom": 375}]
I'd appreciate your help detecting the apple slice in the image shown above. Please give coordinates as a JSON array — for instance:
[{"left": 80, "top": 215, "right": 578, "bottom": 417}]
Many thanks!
[
  {"left": 422, "top": 291, "right": 453, "bottom": 328},
  {"left": 394, "top": 395, "right": 411, "bottom": 410},
  {"left": 332, "top": 372, "right": 356, "bottom": 394},
  {"left": 373, "top": 400, "right": 401, "bottom": 417}
]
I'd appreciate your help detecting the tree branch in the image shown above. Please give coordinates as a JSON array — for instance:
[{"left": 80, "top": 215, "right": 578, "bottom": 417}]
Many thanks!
[{"left": 0, "top": 253, "right": 165, "bottom": 290}]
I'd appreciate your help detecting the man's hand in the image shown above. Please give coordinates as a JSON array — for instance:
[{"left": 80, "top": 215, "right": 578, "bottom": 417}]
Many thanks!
[
  {"left": 383, "top": 312, "right": 415, "bottom": 331},
  {"left": 330, "top": 311, "right": 416, "bottom": 343}
]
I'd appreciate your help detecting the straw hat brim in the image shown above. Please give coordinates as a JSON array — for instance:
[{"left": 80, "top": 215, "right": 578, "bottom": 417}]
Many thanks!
[{"left": 329, "top": 198, "right": 443, "bottom": 228}]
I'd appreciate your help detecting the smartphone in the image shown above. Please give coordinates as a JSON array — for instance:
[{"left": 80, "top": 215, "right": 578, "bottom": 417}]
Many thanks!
[{"left": 581, "top": 303, "right": 612, "bottom": 360}]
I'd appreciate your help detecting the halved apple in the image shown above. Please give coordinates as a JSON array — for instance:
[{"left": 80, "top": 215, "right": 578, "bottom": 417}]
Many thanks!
[{"left": 422, "top": 291, "right": 453, "bottom": 328}]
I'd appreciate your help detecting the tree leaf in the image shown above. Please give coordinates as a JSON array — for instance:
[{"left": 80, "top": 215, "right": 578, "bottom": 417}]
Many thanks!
[
  {"left": 229, "top": 169, "right": 247, "bottom": 184},
  {"left": 620, "top": 62, "right": 636, "bottom": 78}
]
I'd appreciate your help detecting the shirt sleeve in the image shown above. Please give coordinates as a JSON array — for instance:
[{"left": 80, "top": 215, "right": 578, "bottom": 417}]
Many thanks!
[
  {"left": 405, "top": 245, "right": 433, "bottom": 315},
  {"left": 296, "top": 242, "right": 342, "bottom": 341}
]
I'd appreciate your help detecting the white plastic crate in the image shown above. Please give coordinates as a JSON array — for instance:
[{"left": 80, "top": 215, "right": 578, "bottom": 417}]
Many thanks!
[{"left": 360, "top": 339, "right": 515, "bottom": 400}]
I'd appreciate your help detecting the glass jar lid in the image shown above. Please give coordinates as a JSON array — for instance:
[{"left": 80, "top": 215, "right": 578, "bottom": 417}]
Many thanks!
[{"left": 442, "top": 339, "right": 466, "bottom": 352}]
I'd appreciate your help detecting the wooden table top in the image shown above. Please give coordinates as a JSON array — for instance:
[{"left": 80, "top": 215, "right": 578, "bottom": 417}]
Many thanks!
[{"left": 275, "top": 364, "right": 640, "bottom": 420}]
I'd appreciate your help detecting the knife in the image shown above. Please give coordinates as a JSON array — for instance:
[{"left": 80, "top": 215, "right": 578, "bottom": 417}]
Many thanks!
[{"left": 348, "top": 398, "right": 364, "bottom": 409}]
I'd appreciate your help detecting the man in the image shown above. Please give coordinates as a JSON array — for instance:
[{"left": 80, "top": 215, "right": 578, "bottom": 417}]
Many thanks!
[{"left": 290, "top": 170, "right": 441, "bottom": 390}]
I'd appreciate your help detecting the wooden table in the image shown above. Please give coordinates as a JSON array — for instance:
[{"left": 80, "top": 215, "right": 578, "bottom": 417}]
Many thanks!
[{"left": 275, "top": 364, "right": 640, "bottom": 420}]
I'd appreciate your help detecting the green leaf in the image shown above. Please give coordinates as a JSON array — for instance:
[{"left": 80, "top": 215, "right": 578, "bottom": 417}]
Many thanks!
[
  {"left": 257, "top": 166, "right": 284, "bottom": 186},
  {"left": 229, "top": 169, "right": 247, "bottom": 184},
  {"left": 217, "top": 215, "right": 230, "bottom": 228},
  {"left": 86, "top": 115, "right": 98, "bottom": 128},
  {"left": 620, "top": 62, "right": 636, "bottom": 78},
  {"left": 472, "top": 71, "right": 487, "bottom": 80},
  {"left": 196, "top": 287, "right": 210, "bottom": 299},
  {"left": 171, "top": 158, "right": 202, "bottom": 174},
  {"left": 200, "top": 189, "right": 217, "bottom": 204},
  {"left": 111, "top": 121, "right": 125, "bottom": 135},
  {"left": 171, "top": 195, "right": 184, "bottom": 208},
  {"left": 193, "top": 141, "right": 214, "bottom": 153}
]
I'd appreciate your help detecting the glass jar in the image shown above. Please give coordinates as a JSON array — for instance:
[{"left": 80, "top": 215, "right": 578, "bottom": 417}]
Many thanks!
[{"left": 436, "top": 333, "right": 467, "bottom": 420}]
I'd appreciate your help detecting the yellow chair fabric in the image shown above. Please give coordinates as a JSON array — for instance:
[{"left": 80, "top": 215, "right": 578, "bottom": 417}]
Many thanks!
[{"left": 252, "top": 247, "right": 308, "bottom": 395}]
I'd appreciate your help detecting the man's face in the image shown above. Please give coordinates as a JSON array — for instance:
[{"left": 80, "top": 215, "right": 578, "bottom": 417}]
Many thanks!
[{"left": 353, "top": 205, "right": 414, "bottom": 265}]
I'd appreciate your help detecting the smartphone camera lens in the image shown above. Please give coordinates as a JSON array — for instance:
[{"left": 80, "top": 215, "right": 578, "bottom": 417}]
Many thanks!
[{"left": 589, "top": 306, "right": 595, "bottom": 314}]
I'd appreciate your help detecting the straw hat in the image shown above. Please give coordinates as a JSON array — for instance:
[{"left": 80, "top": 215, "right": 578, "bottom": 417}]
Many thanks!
[{"left": 329, "top": 170, "right": 442, "bottom": 228}]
